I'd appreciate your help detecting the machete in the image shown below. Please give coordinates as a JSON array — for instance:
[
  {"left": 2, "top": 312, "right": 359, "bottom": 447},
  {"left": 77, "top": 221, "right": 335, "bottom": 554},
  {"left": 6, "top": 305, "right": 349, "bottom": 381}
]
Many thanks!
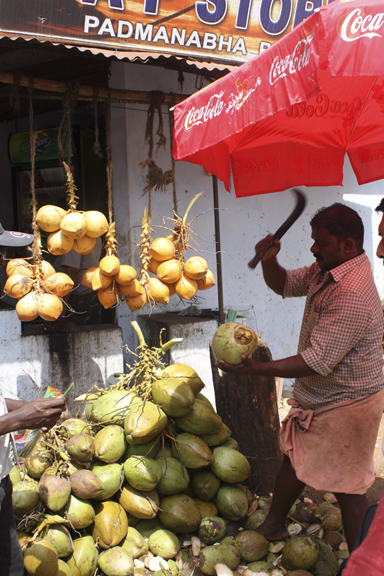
[{"left": 248, "top": 188, "right": 307, "bottom": 269}]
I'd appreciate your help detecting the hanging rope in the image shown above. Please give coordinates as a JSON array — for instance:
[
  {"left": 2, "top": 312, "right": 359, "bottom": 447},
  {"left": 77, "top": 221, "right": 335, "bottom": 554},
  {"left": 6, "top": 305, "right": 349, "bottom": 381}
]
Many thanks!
[
  {"left": 10, "top": 72, "right": 21, "bottom": 114},
  {"left": 168, "top": 104, "right": 178, "bottom": 215},
  {"left": 28, "top": 80, "right": 39, "bottom": 262},
  {"left": 92, "top": 85, "right": 103, "bottom": 159},
  {"left": 57, "top": 82, "right": 79, "bottom": 165}
]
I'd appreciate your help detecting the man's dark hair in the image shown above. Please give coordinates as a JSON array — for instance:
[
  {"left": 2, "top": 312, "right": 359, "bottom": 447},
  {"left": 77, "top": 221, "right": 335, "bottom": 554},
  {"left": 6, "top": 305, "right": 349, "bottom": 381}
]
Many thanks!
[
  {"left": 375, "top": 198, "right": 384, "bottom": 213},
  {"left": 310, "top": 203, "right": 364, "bottom": 250}
]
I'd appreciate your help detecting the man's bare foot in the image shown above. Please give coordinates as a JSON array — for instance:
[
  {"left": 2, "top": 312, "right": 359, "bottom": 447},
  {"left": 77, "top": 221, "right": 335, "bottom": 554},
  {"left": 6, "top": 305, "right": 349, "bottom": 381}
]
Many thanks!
[{"left": 256, "top": 520, "right": 289, "bottom": 541}]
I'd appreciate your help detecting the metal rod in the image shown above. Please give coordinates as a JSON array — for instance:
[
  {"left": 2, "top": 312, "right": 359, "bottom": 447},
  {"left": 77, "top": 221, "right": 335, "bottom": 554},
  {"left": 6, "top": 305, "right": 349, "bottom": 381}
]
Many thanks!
[{"left": 212, "top": 174, "right": 225, "bottom": 325}]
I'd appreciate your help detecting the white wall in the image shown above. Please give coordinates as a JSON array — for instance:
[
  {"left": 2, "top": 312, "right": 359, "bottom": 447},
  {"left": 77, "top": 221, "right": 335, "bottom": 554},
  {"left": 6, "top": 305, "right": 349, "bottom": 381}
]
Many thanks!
[
  {"left": 109, "top": 62, "right": 384, "bottom": 396},
  {"left": 0, "top": 311, "right": 124, "bottom": 414}
]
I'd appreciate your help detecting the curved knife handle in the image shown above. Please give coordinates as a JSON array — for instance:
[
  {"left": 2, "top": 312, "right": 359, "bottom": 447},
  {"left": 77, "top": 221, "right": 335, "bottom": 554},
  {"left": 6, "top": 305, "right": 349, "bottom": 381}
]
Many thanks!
[{"left": 248, "top": 188, "right": 307, "bottom": 270}]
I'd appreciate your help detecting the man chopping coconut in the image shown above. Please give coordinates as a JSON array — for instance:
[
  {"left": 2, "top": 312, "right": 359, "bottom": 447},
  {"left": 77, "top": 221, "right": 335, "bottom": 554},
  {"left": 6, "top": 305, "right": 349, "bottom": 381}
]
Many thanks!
[
  {"left": 217, "top": 203, "right": 384, "bottom": 554},
  {"left": 0, "top": 222, "right": 67, "bottom": 576}
]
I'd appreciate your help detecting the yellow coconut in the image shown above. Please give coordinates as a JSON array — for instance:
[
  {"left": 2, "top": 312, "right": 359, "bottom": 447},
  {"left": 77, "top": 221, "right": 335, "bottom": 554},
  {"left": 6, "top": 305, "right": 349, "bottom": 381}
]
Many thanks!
[
  {"left": 47, "top": 231, "right": 74, "bottom": 256},
  {"left": 91, "top": 268, "right": 112, "bottom": 291},
  {"left": 149, "top": 238, "right": 175, "bottom": 262},
  {"left": 40, "top": 261, "right": 56, "bottom": 280},
  {"left": 85, "top": 211, "right": 109, "bottom": 238},
  {"left": 175, "top": 273, "right": 198, "bottom": 300},
  {"left": 147, "top": 278, "right": 169, "bottom": 304},
  {"left": 6, "top": 259, "right": 33, "bottom": 278},
  {"left": 98, "top": 288, "right": 118, "bottom": 309},
  {"left": 148, "top": 259, "right": 161, "bottom": 274},
  {"left": 24, "top": 539, "right": 58, "bottom": 576},
  {"left": 118, "top": 279, "right": 143, "bottom": 297},
  {"left": 166, "top": 282, "right": 177, "bottom": 297},
  {"left": 81, "top": 267, "right": 98, "bottom": 289},
  {"left": 197, "top": 269, "right": 216, "bottom": 290},
  {"left": 16, "top": 292, "right": 39, "bottom": 322},
  {"left": 157, "top": 259, "right": 182, "bottom": 284},
  {"left": 126, "top": 292, "right": 147, "bottom": 312},
  {"left": 37, "top": 293, "right": 63, "bottom": 322},
  {"left": 36, "top": 205, "right": 67, "bottom": 233},
  {"left": 115, "top": 265, "right": 137, "bottom": 286},
  {"left": 99, "top": 255, "right": 120, "bottom": 277},
  {"left": 184, "top": 256, "right": 208, "bottom": 280},
  {"left": 44, "top": 273, "right": 74, "bottom": 298},
  {"left": 60, "top": 212, "right": 88, "bottom": 239},
  {"left": 73, "top": 235, "right": 96, "bottom": 256},
  {"left": 3, "top": 274, "right": 33, "bottom": 299}
]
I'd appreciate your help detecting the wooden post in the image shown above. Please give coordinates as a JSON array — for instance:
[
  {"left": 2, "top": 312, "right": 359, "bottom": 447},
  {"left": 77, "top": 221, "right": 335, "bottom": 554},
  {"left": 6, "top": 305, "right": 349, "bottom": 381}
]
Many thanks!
[{"left": 210, "top": 341, "right": 283, "bottom": 495}]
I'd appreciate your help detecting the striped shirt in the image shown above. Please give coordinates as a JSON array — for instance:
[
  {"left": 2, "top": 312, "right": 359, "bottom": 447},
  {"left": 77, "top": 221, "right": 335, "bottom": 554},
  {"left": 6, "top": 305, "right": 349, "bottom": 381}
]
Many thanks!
[{"left": 283, "top": 252, "right": 384, "bottom": 410}]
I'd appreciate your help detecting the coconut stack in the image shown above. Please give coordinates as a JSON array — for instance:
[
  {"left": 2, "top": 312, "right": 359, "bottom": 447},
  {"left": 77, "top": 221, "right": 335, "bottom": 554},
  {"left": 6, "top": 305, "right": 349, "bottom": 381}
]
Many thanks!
[
  {"left": 4, "top": 258, "right": 74, "bottom": 322},
  {"left": 12, "top": 365, "right": 345, "bottom": 576}
]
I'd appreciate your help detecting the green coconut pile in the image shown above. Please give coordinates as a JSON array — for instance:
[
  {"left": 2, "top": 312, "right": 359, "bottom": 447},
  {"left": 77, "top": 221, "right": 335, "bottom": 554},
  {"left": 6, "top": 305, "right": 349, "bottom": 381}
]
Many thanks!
[{"left": 12, "top": 322, "right": 348, "bottom": 576}]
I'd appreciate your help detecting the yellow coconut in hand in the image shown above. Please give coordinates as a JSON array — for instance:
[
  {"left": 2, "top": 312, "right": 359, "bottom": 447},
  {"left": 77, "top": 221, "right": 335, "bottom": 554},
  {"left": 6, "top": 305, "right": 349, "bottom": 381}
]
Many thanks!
[
  {"left": 60, "top": 211, "right": 88, "bottom": 239},
  {"left": 6, "top": 259, "right": 33, "bottom": 278},
  {"left": 73, "top": 235, "right": 96, "bottom": 256},
  {"left": 3, "top": 275, "right": 33, "bottom": 299},
  {"left": 91, "top": 268, "right": 112, "bottom": 291},
  {"left": 85, "top": 211, "right": 109, "bottom": 238},
  {"left": 47, "top": 230, "right": 74, "bottom": 256},
  {"left": 16, "top": 292, "right": 39, "bottom": 322},
  {"left": 149, "top": 237, "right": 175, "bottom": 262},
  {"left": 157, "top": 259, "right": 182, "bottom": 284},
  {"left": 118, "top": 279, "right": 143, "bottom": 297},
  {"left": 175, "top": 273, "right": 198, "bottom": 300},
  {"left": 115, "top": 265, "right": 137, "bottom": 285},
  {"left": 184, "top": 256, "right": 208, "bottom": 280},
  {"left": 36, "top": 205, "right": 67, "bottom": 233},
  {"left": 98, "top": 288, "right": 118, "bottom": 309},
  {"left": 99, "top": 255, "right": 120, "bottom": 277},
  {"left": 81, "top": 267, "right": 98, "bottom": 289},
  {"left": 44, "top": 273, "right": 74, "bottom": 298},
  {"left": 126, "top": 292, "right": 147, "bottom": 312},
  {"left": 197, "top": 269, "right": 216, "bottom": 290},
  {"left": 37, "top": 293, "right": 63, "bottom": 322},
  {"left": 147, "top": 277, "right": 169, "bottom": 304}
]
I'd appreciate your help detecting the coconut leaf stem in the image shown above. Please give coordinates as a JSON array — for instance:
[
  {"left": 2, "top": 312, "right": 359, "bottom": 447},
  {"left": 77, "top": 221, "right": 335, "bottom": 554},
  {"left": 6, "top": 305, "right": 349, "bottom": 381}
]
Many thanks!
[
  {"left": 160, "top": 338, "right": 183, "bottom": 353},
  {"left": 131, "top": 320, "right": 147, "bottom": 349},
  {"left": 182, "top": 192, "right": 204, "bottom": 225}
]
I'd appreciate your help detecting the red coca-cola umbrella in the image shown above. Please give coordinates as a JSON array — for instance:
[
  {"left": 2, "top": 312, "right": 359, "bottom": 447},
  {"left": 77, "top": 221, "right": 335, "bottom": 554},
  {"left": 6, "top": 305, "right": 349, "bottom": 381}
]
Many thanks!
[{"left": 173, "top": 0, "right": 384, "bottom": 197}]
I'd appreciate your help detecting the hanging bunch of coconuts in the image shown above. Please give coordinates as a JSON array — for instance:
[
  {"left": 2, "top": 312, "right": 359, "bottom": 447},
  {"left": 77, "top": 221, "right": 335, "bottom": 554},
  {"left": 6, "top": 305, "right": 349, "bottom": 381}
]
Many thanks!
[
  {"left": 13, "top": 322, "right": 346, "bottom": 576},
  {"left": 122, "top": 192, "right": 216, "bottom": 312},
  {"left": 36, "top": 163, "right": 110, "bottom": 257},
  {"left": 4, "top": 256, "right": 74, "bottom": 322}
]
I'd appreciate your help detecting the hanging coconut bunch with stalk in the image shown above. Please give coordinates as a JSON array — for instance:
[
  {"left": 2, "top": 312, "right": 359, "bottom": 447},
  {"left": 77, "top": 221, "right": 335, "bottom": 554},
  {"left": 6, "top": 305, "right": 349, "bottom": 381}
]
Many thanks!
[
  {"left": 14, "top": 321, "right": 345, "bottom": 576},
  {"left": 36, "top": 161, "right": 109, "bottom": 257},
  {"left": 5, "top": 109, "right": 75, "bottom": 322}
]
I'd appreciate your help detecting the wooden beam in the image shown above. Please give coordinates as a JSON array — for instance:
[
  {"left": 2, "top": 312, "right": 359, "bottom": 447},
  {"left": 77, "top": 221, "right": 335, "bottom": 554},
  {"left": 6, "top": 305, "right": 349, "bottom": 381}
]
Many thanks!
[{"left": 0, "top": 71, "right": 188, "bottom": 105}]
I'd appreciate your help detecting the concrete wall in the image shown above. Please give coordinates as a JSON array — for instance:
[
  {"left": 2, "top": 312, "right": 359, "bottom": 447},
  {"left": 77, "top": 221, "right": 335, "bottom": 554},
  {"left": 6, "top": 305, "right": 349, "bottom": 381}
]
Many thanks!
[
  {"left": 109, "top": 61, "right": 384, "bottom": 397},
  {"left": 0, "top": 311, "right": 124, "bottom": 414}
]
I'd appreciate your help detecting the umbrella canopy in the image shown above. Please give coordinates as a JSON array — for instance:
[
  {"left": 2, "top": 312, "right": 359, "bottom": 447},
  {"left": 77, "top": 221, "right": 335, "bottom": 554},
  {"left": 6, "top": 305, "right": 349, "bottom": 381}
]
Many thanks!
[{"left": 173, "top": 0, "right": 384, "bottom": 197}]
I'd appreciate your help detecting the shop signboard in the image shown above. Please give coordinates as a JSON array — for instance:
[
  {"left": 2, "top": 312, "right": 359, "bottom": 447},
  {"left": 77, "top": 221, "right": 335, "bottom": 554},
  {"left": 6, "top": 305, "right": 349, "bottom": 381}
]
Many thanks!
[{"left": 0, "top": 0, "right": 333, "bottom": 65}]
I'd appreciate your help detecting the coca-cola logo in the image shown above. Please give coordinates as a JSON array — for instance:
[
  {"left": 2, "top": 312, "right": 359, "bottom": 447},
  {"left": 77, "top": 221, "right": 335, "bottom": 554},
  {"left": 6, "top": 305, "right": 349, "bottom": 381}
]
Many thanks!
[
  {"left": 269, "top": 38, "right": 311, "bottom": 86},
  {"left": 338, "top": 8, "right": 384, "bottom": 41},
  {"left": 183, "top": 92, "right": 225, "bottom": 131},
  {"left": 237, "top": 155, "right": 278, "bottom": 174}
]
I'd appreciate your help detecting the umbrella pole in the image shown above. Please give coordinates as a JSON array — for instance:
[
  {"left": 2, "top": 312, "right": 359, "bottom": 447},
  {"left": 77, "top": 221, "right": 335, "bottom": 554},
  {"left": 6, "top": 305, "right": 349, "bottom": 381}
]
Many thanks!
[{"left": 212, "top": 175, "right": 225, "bottom": 325}]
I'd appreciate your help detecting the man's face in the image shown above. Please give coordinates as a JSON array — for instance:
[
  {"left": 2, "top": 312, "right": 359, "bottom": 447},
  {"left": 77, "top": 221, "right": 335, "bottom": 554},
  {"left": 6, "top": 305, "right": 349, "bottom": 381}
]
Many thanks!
[
  {"left": 310, "top": 226, "right": 345, "bottom": 271},
  {"left": 377, "top": 215, "right": 384, "bottom": 263},
  {"left": 0, "top": 248, "right": 6, "bottom": 267}
]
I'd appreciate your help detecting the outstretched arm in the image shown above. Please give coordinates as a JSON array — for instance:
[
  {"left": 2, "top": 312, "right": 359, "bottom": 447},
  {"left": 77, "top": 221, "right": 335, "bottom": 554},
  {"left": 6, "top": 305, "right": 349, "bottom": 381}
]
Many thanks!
[
  {"left": 0, "top": 397, "right": 67, "bottom": 436},
  {"left": 217, "top": 354, "right": 317, "bottom": 378}
]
